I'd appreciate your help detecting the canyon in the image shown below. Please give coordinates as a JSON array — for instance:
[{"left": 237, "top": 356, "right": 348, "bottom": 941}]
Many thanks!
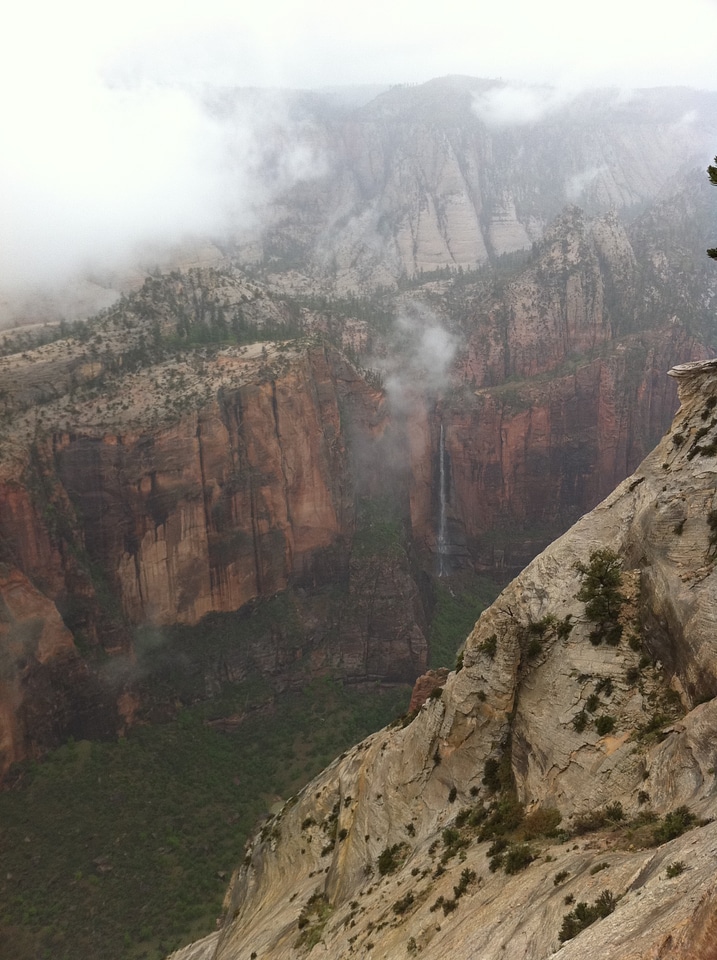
[
  {"left": 1, "top": 163, "right": 715, "bottom": 775},
  {"left": 1, "top": 75, "right": 717, "bottom": 959}
]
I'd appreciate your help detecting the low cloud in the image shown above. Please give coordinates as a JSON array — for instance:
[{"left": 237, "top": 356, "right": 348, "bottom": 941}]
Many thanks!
[
  {"left": 565, "top": 165, "right": 609, "bottom": 201},
  {"left": 0, "top": 66, "right": 325, "bottom": 318},
  {"left": 380, "top": 304, "right": 458, "bottom": 411},
  {"left": 471, "top": 84, "right": 577, "bottom": 127}
]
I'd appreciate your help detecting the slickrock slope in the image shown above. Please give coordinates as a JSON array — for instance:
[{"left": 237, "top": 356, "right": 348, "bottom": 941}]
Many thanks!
[{"left": 173, "top": 359, "right": 717, "bottom": 960}]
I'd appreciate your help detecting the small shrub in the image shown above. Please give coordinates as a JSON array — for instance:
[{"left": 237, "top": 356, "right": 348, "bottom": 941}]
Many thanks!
[
  {"left": 626, "top": 666, "right": 640, "bottom": 685},
  {"left": 589, "top": 861, "right": 609, "bottom": 875},
  {"left": 482, "top": 758, "right": 501, "bottom": 792},
  {"left": 453, "top": 867, "right": 476, "bottom": 898},
  {"left": 504, "top": 843, "right": 534, "bottom": 874},
  {"left": 708, "top": 509, "right": 717, "bottom": 559},
  {"left": 520, "top": 807, "right": 562, "bottom": 839},
  {"left": 478, "top": 796, "right": 525, "bottom": 840},
  {"left": 573, "top": 710, "right": 588, "bottom": 733},
  {"left": 637, "top": 790, "right": 650, "bottom": 805},
  {"left": 575, "top": 548, "right": 624, "bottom": 647},
  {"left": 553, "top": 870, "right": 570, "bottom": 886},
  {"left": 392, "top": 892, "right": 414, "bottom": 915},
  {"left": 378, "top": 843, "right": 408, "bottom": 876},
  {"left": 585, "top": 694, "right": 600, "bottom": 713},
  {"left": 595, "top": 677, "right": 613, "bottom": 697},
  {"left": 448, "top": 786, "right": 457, "bottom": 803},
  {"left": 572, "top": 810, "right": 607, "bottom": 835},
  {"left": 595, "top": 715, "right": 616, "bottom": 736},
  {"left": 652, "top": 806, "right": 697, "bottom": 846},
  {"left": 486, "top": 838, "right": 508, "bottom": 858},
  {"left": 479, "top": 634, "right": 498, "bottom": 659},
  {"left": 559, "top": 889, "right": 617, "bottom": 942},
  {"left": 526, "top": 638, "right": 543, "bottom": 658},
  {"left": 665, "top": 861, "right": 685, "bottom": 878},
  {"left": 604, "top": 802, "right": 624, "bottom": 822}
]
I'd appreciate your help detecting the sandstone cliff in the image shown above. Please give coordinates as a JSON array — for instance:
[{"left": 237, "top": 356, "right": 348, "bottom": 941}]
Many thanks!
[
  {"left": 172, "top": 359, "right": 717, "bottom": 960},
  {"left": 0, "top": 335, "right": 429, "bottom": 773},
  {"left": 407, "top": 206, "right": 711, "bottom": 568}
]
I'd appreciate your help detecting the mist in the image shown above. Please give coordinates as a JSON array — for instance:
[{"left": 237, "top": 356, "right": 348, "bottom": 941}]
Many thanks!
[
  {"left": 380, "top": 305, "right": 458, "bottom": 413},
  {"left": 2, "top": 0, "right": 716, "bottom": 323}
]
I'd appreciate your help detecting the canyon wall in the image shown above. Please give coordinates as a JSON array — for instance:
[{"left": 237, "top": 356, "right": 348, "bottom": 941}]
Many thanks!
[{"left": 0, "top": 346, "right": 426, "bottom": 773}]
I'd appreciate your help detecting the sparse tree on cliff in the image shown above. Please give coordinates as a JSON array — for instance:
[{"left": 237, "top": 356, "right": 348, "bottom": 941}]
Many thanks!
[{"left": 708, "top": 156, "right": 717, "bottom": 261}]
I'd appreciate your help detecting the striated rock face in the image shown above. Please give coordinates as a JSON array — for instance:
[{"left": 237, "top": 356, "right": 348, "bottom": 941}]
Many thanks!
[
  {"left": 174, "top": 360, "right": 717, "bottom": 960},
  {"left": 52, "top": 347, "right": 352, "bottom": 626},
  {"left": 0, "top": 344, "right": 428, "bottom": 773},
  {"left": 0, "top": 347, "right": 367, "bottom": 628},
  {"left": 250, "top": 79, "right": 717, "bottom": 289}
]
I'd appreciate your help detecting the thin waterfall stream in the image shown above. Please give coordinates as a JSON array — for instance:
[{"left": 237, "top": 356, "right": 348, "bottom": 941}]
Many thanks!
[{"left": 437, "top": 422, "right": 448, "bottom": 576}]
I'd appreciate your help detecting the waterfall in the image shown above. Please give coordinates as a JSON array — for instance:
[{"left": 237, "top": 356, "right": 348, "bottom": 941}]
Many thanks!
[{"left": 437, "top": 422, "right": 448, "bottom": 577}]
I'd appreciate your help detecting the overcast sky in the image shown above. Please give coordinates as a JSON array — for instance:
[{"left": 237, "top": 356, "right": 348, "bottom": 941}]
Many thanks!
[{"left": 2, "top": 0, "right": 716, "bottom": 301}]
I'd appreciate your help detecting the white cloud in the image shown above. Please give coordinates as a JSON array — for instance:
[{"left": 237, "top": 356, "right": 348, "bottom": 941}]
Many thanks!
[
  {"left": 381, "top": 306, "right": 458, "bottom": 410},
  {"left": 472, "top": 85, "right": 578, "bottom": 126},
  {"left": 1, "top": 0, "right": 716, "bottom": 303}
]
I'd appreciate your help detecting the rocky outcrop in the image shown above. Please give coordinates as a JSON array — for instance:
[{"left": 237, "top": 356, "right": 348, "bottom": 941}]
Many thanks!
[{"left": 175, "top": 359, "right": 717, "bottom": 960}]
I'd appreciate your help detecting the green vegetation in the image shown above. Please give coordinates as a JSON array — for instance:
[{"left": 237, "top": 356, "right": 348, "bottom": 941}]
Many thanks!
[
  {"left": 574, "top": 548, "right": 625, "bottom": 646},
  {"left": 295, "top": 893, "right": 333, "bottom": 951},
  {"left": 477, "top": 634, "right": 498, "bottom": 660},
  {"left": 665, "top": 861, "right": 685, "bottom": 878},
  {"left": 378, "top": 842, "right": 410, "bottom": 876},
  {"left": 595, "top": 715, "right": 616, "bottom": 736},
  {"left": 503, "top": 843, "right": 535, "bottom": 874},
  {"left": 559, "top": 889, "right": 618, "bottom": 942},
  {"left": 652, "top": 806, "right": 697, "bottom": 845},
  {"left": 0, "top": 678, "right": 409, "bottom": 960},
  {"left": 428, "top": 580, "right": 500, "bottom": 669},
  {"left": 352, "top": 497, "right": 406, "bottom": 560},
  {"left": 392, "top": 892, "right": 415, "bottom": 916}
]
